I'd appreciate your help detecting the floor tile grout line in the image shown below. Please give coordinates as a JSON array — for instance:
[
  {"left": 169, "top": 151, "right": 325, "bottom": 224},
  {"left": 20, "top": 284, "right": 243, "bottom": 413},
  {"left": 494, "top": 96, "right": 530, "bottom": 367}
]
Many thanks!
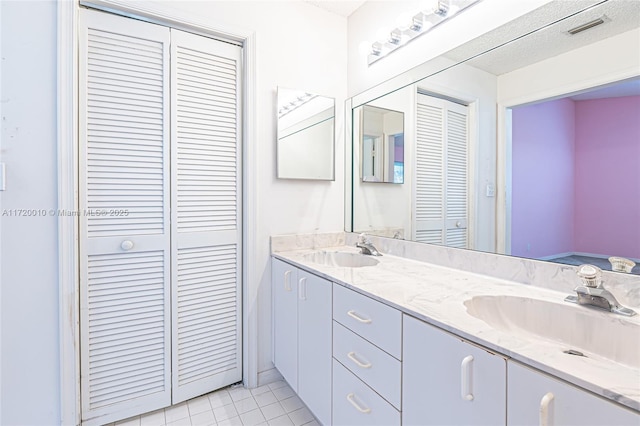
[{"left": 123, "top": 381, "right": 310, "bottom": 426}]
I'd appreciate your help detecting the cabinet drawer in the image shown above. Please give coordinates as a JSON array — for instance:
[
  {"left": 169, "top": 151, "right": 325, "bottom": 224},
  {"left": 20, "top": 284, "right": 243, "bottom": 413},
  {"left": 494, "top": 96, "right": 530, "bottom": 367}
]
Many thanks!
[
  {"left": 333, "top": 283, "right": 402, "bottom": 359},
  {"left": 333, "top": 321, "right": 401, "bottom": 409},
  {"left": 332, "top": 359, "right": 401, "bottom": 426}
]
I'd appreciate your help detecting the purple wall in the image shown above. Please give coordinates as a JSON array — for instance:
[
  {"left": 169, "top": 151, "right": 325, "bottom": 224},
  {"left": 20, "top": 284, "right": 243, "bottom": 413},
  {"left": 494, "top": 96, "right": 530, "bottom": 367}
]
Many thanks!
[
  {"left": 574, "top": 96, "right": 640, "bottom": 259},
  {"left": 511, "top": 98, "right": 576, "bottom": 258}
]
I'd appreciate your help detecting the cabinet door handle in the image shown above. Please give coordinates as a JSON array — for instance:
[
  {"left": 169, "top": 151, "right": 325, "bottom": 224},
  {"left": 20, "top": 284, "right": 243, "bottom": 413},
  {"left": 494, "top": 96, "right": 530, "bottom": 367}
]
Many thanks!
[
  {"left": 539, "top": 392, "right": 555, "bottom": 426},
  {"left": 284, "top": 270, "right": 291, "bottom": 291},
  {"left": 347, "top": 310, "right": 372, "bottom": 324},
  {"left": 346, "top": 393, "right": 371, "bottom": 414},
  {"left": 298, "top": 277, "right": 307, "bottom": 300},
  {"left": 347, "top": 351, "right": 372, "bottom": 369},
  {"left": 461, "top": 355, "right": 474, "bottom": 401}
]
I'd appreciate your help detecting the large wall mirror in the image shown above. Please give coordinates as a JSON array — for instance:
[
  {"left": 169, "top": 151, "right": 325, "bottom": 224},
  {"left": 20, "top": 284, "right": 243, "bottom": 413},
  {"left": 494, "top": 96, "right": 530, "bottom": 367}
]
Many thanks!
[
  {"left": 277, "top": 87, "right": 335, "bottom": 180},
  {"left": 348, "top": 0, "right": 640, "bottom": 274}
]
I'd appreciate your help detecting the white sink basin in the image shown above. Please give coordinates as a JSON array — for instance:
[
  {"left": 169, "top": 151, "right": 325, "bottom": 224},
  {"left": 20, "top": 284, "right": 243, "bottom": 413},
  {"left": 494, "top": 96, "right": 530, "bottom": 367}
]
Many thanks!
[
  {"left": 302, "top": 251, "right": 379, "bottom": 268},
  {"left": 464, "top": 295, "right": 640, "bottom": 368}
]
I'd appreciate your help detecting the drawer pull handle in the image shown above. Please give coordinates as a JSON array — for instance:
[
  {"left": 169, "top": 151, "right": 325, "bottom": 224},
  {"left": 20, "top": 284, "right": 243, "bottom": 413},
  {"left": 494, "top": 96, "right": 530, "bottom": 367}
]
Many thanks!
[
  {"left": 461, "top": 355, "right": 474, "bottom": 401},
  {"left": 284, "top": 270, "right": 292, "bottom": 291},
  {"left": 347, "top": 351, "right": 372, "bottom": 369},
  {"left": 298, "top": 277, "right": 307, "bottom": 301},
  {"left": 539, "top": 392, "right": 555, "bottom": 426},
  {"left": 347, "top": 310, "right": 372, "bottom": 324},
  {"left": 346, "top": 393, "right": 371, "bottom": 414}
]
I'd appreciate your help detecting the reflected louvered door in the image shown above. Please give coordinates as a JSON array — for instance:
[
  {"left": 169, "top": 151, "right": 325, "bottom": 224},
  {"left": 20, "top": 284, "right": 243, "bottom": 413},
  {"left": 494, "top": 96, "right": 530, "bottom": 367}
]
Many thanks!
[
  {"left": 415, "top": 94, "right": 469, "bottom": 248},
  {"left": 445, "top": 108, "right": 468, "bottom": 248},
  {"left": 415, "top": 101, "right": 445, "bottom": 244},
  {"left": 79, "top": 10, "right": 171, "bottom": 425},
  {"left": 170, "top": 29, "right": 243, "bottom": 403}
]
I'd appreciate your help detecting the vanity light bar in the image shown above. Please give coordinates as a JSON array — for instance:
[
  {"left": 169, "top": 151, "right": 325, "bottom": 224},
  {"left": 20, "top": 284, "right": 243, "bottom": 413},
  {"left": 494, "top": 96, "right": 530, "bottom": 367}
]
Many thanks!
[{"left": 368, "top": 0, "right": 481, "bottom": 66}]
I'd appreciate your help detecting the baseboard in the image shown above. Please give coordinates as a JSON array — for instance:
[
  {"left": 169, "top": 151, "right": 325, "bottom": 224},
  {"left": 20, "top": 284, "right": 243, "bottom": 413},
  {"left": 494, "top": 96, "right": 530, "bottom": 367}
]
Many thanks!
[
  {"left": 539, "top": 251, "right": 640, "bottom": 264},
  {"left": 257, "top": 368, "right": 283, "bottom": 387},
  {"left": 537, "top": 251, "right": 574, "bottom": 261},
  {"left": 572, "top": 251, "right": 640, "bottom": 263}
]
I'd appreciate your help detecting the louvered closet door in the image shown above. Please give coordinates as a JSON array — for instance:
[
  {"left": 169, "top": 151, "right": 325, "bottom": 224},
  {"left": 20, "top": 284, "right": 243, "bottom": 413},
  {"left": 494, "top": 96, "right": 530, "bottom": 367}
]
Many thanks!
[
  {"left": 79, "top": 10, "right": 171, "bottom": 425},
  {"left": 170, "top": 29, "right": 243, "bottom": 403},
  {"left": 414, "top": 94, "right": 469, "bottom": 248}
]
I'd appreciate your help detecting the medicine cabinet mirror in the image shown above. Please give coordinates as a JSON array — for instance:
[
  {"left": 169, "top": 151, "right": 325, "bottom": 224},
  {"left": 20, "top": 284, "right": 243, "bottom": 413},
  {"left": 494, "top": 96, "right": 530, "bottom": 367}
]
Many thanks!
[
  {"left": 360, "top": 105, "right": 404, "bottom": 184},
  {"left": 277, "top": 87, "right": 335, "bottom": 180}
]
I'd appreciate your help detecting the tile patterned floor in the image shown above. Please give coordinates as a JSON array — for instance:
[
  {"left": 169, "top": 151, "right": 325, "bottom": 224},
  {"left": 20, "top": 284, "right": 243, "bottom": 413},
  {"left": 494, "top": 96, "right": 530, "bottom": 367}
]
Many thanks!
[{"left": 109, "top": 381, "right": 319, "bottom": 426}]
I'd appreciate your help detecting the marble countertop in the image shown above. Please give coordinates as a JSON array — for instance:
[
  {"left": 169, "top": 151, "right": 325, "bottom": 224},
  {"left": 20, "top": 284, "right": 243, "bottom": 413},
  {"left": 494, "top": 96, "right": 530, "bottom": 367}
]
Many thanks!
[{"left": 273, "top": 245, "right": 640, "bottom": 412}]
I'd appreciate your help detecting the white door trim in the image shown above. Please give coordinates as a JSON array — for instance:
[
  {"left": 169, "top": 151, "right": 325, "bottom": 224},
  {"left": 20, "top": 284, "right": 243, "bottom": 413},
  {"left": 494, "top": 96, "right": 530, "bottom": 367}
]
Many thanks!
[
  {"left": 58, "top": 2, "right": 80, "bottom": 424},
  {"left": 58, "top": 1, "right": 258, "bottom": 423}
]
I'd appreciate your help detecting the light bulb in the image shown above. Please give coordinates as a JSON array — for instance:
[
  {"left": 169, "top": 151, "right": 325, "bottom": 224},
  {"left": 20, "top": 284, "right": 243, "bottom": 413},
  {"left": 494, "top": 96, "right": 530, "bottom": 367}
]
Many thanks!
[
  {"left": 410, "top": 13, "right": 425, "bottom": 32},
  {"left": 388, "top": 29, "right": 403, "bottom": 44},
  {"left": 371, "top": 42, "right": 383, "bottom": 56}
]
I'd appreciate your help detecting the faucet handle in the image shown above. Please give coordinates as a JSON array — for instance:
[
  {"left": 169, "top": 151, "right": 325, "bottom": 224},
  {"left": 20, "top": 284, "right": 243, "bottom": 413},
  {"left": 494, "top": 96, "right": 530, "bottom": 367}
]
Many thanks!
[
  {"left": 577, "top": 264, "right": 602, "bottom": 288},
  {"left": 358, "top": 233, "right": 370, "bottom": 244}
]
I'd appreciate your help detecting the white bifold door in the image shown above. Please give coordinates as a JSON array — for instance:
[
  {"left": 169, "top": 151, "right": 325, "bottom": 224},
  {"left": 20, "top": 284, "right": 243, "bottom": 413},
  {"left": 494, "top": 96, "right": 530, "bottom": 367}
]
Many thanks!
[
  {"left": 414, "top": 94, "right": 469, "bottom": 248},
  {"left": 79, "top": 9, "right": 242, "bottom": 425}
]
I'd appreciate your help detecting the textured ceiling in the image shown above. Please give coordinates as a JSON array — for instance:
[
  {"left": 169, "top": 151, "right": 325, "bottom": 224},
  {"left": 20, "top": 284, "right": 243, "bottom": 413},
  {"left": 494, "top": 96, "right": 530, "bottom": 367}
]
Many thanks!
[
  {"left": 302, "top": 0, "right": 367, "bottom": 17},
  {"left": 445, "top": 0, "right": 640, "bottom": 75}
]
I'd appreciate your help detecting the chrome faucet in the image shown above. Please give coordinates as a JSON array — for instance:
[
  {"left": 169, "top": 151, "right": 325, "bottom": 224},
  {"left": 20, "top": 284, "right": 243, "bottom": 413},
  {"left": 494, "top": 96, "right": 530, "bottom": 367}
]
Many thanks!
[
  {"left": 356, "top": 233, "right": 382, "bottom": 256},
  {"left": 565, "top": 264, "right": 636, "bottom": 316}
]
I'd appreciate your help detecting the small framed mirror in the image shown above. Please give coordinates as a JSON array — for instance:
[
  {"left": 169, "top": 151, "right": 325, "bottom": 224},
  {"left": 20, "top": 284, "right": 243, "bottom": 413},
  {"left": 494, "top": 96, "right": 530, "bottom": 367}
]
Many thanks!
[
  {"left": 276, "top": 87, "right": 335, "bottom": 180},
  {"left": 360, "top": 105, "right": 404, "bottom": 183}
]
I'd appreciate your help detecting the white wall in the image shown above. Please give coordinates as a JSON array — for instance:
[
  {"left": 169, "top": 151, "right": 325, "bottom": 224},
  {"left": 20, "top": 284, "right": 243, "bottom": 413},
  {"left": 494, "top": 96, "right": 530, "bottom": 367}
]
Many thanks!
[
  {"left": 0, "top": 2, "right": 3, "bottom": 422},
  {"left": 0, "top": 1, "right": 347, "bottom": 424},
  {"left": 0, "top": 1, "right": 61, "bottom": 424}
]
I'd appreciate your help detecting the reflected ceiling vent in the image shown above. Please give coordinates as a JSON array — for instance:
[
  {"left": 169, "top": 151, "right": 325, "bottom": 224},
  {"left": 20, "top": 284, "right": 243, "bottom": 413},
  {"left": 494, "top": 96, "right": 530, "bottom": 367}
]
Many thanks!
[{"left": 567, "top": 16, "right": 609, "bottom": 35}]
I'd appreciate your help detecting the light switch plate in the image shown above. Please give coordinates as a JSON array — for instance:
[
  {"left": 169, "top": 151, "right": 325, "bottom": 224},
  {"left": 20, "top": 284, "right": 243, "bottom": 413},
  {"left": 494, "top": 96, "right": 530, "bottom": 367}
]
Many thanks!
[{"left": 486, "top": 183, "right": 495, "bottom": 197}]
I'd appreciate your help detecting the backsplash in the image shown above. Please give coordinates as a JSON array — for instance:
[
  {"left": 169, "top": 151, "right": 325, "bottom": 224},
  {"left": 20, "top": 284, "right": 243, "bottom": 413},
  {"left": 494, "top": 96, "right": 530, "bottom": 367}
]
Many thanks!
[{"left": 270, "top": 232, "right": 345, "bottom": 253}]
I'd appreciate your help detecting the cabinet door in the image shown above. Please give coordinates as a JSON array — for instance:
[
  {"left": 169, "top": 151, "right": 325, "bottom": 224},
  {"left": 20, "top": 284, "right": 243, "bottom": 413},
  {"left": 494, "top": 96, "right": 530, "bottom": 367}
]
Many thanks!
[
  {"left": 403, "top": 315, "right": 506, "bottom": 426},
  {"left": 508, "top": 361, "right": 640, "bottom": 426},
  {"left": 298, "top": 271, "right": 332, "bottom": 425},
  {"left": 272, "top": 258, "right": 298, "bottom": 390}
]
